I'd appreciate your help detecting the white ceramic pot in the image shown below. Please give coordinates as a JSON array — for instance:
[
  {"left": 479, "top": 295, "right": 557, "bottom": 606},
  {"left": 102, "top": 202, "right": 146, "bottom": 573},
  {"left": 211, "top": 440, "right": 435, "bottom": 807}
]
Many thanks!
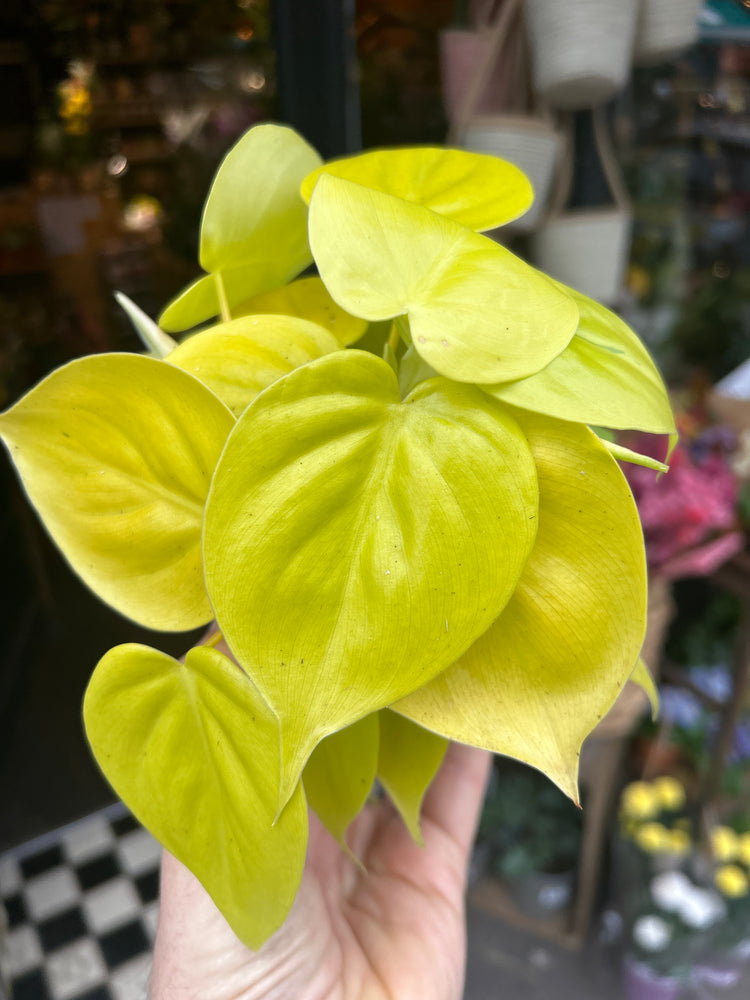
[{"left": 524, "top": 0, "right": 639, "bottom": 109}]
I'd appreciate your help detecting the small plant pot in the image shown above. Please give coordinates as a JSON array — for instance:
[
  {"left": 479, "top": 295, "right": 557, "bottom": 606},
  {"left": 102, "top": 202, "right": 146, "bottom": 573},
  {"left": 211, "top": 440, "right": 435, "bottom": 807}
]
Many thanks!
[
  {"left": 501, "top": 869, "right": 575, "bottom": 920},
  {"left": 524, "top": 0, "right": 639, "bottom": 110},
  {"left": 622, "top": 957, "right": 681, "bottom": 1000},
  {"left": 634, "top": 0, "right": 702, "bottom": 66},
  {"left": 531, "top": 208, "right": 632, "bottom": 305}
]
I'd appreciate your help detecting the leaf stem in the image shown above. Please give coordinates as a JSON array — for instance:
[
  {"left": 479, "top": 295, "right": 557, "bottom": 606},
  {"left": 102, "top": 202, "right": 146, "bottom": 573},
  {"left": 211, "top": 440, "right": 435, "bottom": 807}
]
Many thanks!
[
  {"left": 203, "top": 629, "right": 224, "bottom": 649},
  {"left": 387, "top": 323, "right": 400, "bottom": 355},
  {"left": 215, "top": 272, "right": 231, "bottom": 323}
]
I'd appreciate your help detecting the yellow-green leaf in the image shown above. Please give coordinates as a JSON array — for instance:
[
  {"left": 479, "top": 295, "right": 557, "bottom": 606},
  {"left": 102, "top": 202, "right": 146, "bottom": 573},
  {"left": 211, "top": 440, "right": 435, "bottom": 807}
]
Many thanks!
[
  {"left": 160, "top": 261, "right": 306, "bottom": 333},
  {"left": 301, "top": 146, "right": 533, "bottom": 231},
  {"left": 203, "top": 351, "right": 538, "bottom": 807},
  {"left": 395, "top": 412, "right": 647, "bottom": 801},
  {"left": 0, "top": 354, "right": 234, "bottom": 630},
  {"left": 115, "top": 291, "right": 176, "bottom": 358},
  {"left": 303, "top": 714, "right": 379, "bottom": 846},
  {"left": 631, "top": 657, "right": 659, "bottom": 720},
  {"left": 377, "top": 710, "right": 447, "bottom": 845},
  {"left": 159, "top": 125, "right": 322, "bottom": 332},
  {"left": 235, "top": 276, "right": 368, "bottom": 347},
  {"left": 200, "top": 123, "right": 321, "bottom": 275},
  {"left": 486, "top": 285, "right": 675, "bottom": 434},
  {"left": 83, "top": 644, "right": 307, "bottom": 948},
  {"left": 166, "top": 314, "right": 341, "bottom": 416},
  {"left": 308, "top": 175, "right": 578, "bottom": 384}
]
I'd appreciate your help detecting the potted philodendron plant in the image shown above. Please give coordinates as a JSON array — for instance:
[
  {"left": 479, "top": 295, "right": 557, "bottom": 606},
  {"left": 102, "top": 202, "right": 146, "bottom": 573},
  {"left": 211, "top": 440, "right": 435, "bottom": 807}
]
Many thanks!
[{"left": 0, "top": 123, "right": 675, "bottom": 948}]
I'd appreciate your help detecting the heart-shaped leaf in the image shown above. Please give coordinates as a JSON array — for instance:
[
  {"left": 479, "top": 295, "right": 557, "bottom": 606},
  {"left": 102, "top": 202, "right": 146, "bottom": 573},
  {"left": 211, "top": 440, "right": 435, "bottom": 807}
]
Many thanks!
[
  {"left": 377, "top": 710, "right": 447, "bottom": 844},
  {"left": 308, "top": 175, "right": 578, "bottom": 384},
  {"left": 200, "top": 123, "right": 321, "bottom": 274},
  {"left": 159, "top": 124, "right": 322, "bottom": 332},
  {"left": 166, "top": 314, "right": 341, "bottom": 415},
  {"left": 235, "top": 276, "right": 368, "bottom": 347},
  {"left": 83, "top": 644, "right": 308, "bottom": 948},
  {"left": 301, "top": 146, "right": 533, "bottom": 231},
  {"left": 303, "top": 714, "right": 379, "bottom": 846},
  {"left": 395, "top": 412, "right": 647, "bottom": 801},
  {"left": 203, "top": 350, "right": 538, "bottom": 807},
  {"left": 486, "top": 285, "right": 675, "bottom": 434},
  {"left": 0, "top": 354, "right": 234, "bottom": 630}
]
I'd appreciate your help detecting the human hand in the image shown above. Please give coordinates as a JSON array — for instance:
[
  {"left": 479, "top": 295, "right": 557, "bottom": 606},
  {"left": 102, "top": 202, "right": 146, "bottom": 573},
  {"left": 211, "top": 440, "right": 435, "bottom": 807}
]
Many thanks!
[{"left": 150, "top": 740, "right": 491, "bottom": 1000}]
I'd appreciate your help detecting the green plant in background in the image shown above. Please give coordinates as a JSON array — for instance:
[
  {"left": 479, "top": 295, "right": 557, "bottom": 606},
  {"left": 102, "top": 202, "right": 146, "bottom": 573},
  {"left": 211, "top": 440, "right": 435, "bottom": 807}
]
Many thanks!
[
  {"left": 480, "top": 765, "right": 584, "bottom": 878},
  {"left": 0, "top": 123, "right": 674, "bottom": 947}
]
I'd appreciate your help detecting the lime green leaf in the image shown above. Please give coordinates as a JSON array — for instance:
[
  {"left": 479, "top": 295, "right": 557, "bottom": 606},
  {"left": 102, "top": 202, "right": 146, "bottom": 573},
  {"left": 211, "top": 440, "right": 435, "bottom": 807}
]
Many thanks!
[
  {"left": 234, "top": 276, "right": 367, "bottom": 347},
  {"left": 114, "top": 292, "right": 176, "bottom": 358},
  {"left": 200, "top": 123, "right": 321, "bottom": 274},
  {"left": 159, "top": 125, "right": 322, "bottom": 333},
  {"left": 84, "top": 644, "right": 307, "bottom": 948},
  {"left": 601, "top": 439, "right": 669, "bottom": 473},
  {"left": 0, "top": 354, "right": 234, "bottom": 630},
  {"left": 166, "top": 314, "right": 341, "bottom": 416},
  {"left": 377, "top": 710, "right": 447, "bottom": 845},
  {"left": 159, "top": 272, "right": 221, "bottom": 332},
  {"left": 309, "top": 175, "right": 578, "bottom": 384},
  {"left": 303, "top": 714, "right": 379, "bottom": 846},
  {"left": 301, "top": 146, "right": 533, "bottom": 231},
  {"left": 630, "top": 657, "right": 659, "bottom": 720},
  {"left": 486, "top": 285, "right": 675, "bottom": 434},
  {"left": 395, "top": 413, "right": 647, "bottom": 802},
  {"left": 203, "top": 350, "right": 538, "bottom": 807}
]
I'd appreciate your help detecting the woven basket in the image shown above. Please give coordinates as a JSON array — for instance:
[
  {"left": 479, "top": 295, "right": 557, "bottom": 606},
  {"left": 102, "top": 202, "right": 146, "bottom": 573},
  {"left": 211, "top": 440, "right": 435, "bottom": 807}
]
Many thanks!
[
  {"left": 460, "top": 115, "right": 562, "bottom": 232},
  {"left": 448, "top": 0, "right": 563, "bottom": 233},
  {"left": 532, "top": 209, "right": 632, "bottom": 305},
  {"left": 524, "top": 0, "right": 639, "bottom": 110},
  {"left": 531, "top": 108, "right": 633, "bottom": 305},
  {"left": 634, "top": 0, "right": 702, "bottom": 66}
]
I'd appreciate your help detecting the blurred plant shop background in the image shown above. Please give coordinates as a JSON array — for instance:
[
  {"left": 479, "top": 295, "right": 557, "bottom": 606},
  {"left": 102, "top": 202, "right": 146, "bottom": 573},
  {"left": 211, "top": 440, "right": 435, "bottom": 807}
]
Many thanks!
[{"left": 1, "top": 1, "right": 750, "bottom": 999}]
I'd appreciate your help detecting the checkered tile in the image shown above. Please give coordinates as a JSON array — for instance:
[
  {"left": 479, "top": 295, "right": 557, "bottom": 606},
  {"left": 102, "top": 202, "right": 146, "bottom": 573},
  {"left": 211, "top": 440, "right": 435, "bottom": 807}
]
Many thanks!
[{"left": 0, "top": 805, "right": 159, "bottom": 1000}]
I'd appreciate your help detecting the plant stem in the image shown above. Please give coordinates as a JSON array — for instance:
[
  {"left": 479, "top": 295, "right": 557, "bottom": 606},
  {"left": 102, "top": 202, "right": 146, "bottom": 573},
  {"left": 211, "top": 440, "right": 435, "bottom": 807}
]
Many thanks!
[
  {"left": 203, "top": 630, "right": 224, "bottom": 649},
  {"left": 215, "top": 272, "right": 231, "bottom": 323},
  {"left": 388, "top": 323, "right": 400, "bottom": 355}
]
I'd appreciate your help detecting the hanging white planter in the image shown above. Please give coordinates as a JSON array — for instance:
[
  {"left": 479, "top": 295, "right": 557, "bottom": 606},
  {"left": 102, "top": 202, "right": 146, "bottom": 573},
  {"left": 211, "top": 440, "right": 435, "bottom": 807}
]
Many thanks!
[
  {"left": 447, "top": 0, "right": 564, "bottom": 233},
  {"left": 532, "top": 109, "right": 633, "bottom": 306},
  {"left": 524, "top": 0, "right": 639, "bottom": 110},
  {"left": 634, "top": 0, "right": 702, "bottom": 66}
]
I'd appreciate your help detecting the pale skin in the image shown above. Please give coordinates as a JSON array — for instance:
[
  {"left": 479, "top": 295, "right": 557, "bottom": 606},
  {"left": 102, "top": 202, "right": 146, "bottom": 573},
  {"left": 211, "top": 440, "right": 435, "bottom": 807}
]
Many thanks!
[{"left": 150, "top": 741, "right": 491, "bottom": 1000}]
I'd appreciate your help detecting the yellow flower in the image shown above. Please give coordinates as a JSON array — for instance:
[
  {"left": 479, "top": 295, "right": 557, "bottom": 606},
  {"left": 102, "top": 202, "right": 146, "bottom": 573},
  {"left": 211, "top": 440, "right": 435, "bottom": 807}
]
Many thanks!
[
  {"left": 636, "top": 822, "right": 671, "bottom": 854},
  {"left": 652, "top": 776, "right": 685, "bottom": 812},
  {"left": 711, "top": 826, "right": 740, "bottom": 863},
  {"left": 738, "top": 833, "right": 750, "bottom": 867},
  {"left": 715, "top": 864, "right": 749, "bottom": 898},
  {"left": 667, "top": 828, "right": 691, "bottom": 857},
  {"left": 621, "top": 781, "right": 660, "bottom": 821}
]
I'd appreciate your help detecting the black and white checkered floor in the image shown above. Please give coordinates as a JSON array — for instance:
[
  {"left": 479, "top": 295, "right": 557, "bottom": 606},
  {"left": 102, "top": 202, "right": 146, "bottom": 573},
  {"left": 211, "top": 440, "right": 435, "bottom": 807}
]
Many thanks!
[{"left": 0, "top": 804, "right": 160, "bottom": 1000}]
